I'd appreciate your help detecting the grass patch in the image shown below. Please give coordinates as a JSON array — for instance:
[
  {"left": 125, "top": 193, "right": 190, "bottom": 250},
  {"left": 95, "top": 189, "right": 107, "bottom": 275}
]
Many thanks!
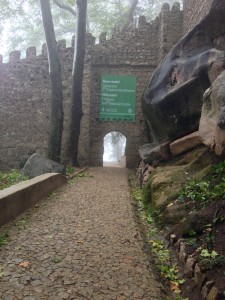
[
  {"left": 14, "top": 213, "right": 31, "bottom": 230},
  {"left": 66, "top": 166, "right": 76, "bottom": 176},
  {"left": 68, "top": 170, "right": 93, "bottom": 185},
  {"left": 0, "top": 232, "right": 9, "bottom": 247},
  {"left": 52, "top": 257, "right": 62, "bottom": 263},
  {"left": 0, "top": 170, "right": 28, "bottom": 190}
]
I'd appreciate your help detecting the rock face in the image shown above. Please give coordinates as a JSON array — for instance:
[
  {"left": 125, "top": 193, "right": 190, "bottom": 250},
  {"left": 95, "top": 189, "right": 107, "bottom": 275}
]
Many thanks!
[
  {"left": 199, "top": 71, "right": 225, "bottom": 157},
  {"left": 142, "top": 0, "right": 225, "bottom": 143},
  {"left": 21, "top": 153, "right": 65, "bottom": 179},
  {"left": 149, "top": 146, "right": 214, "bottom": 207}
]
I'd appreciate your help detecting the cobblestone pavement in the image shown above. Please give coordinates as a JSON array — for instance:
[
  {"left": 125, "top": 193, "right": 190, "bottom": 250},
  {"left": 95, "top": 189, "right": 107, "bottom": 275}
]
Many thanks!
[{"left": 0, "top": 167, "right": 161, "bottom": 300}]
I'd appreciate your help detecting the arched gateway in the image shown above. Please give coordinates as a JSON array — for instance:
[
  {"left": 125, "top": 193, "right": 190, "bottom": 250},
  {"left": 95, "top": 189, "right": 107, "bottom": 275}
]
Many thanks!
[
  {"left": 88, "top": 73, "right": 149, "bottom": 169},
  {"left": 103, "top": 131, "right": 126, "bottom": 167}
]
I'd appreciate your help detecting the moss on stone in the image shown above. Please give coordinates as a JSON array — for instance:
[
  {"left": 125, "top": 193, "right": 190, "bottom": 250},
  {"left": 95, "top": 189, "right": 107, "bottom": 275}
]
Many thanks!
[{"left": 145, "top": 146, "right": 217, "bottom": 208}]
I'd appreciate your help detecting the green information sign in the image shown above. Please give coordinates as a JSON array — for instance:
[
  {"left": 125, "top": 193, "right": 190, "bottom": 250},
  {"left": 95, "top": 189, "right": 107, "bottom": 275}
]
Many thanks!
[{"left": 100, "top": 75, "right": 136, "bottom": 121}]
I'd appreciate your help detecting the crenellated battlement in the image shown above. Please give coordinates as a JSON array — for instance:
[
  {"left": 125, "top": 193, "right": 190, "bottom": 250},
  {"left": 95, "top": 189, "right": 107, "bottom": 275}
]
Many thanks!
[
  {"left": 0, "top": 2, "right": 183, "bottom": 66},
  {"left": 1, "top": 0, "right": 214, "bottom": 66},
  {"left": 0, "top": 33, "right": 96, "bottom": 65}
]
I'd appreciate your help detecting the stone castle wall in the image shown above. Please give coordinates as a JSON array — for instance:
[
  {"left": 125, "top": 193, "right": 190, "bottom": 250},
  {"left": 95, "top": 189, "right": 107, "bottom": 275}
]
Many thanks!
[
  {"left": 0, "top": 39, "right": 95, "bottom": 170},
  {"left": 1, "top": 1, "right": 212, "bottom": 170},
  {"left": 183, "top": 0, "right": 214, "bottom": 34}
]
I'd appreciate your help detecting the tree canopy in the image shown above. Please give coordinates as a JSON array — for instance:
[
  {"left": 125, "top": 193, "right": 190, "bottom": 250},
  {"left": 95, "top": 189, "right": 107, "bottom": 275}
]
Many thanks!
[{"left": 0, "top": 0, "right": 182, "bottom": 59}]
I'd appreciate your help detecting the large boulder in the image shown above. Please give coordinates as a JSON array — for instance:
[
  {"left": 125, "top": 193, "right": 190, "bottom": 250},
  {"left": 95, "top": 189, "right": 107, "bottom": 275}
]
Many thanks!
[
  {"left": 21, "top": 153, "right": 65, "bottom": 179},
  {"left": 199, "top": 70, "right": 225, "bottom": 157},
  {"left": 143, "top": 0, "right": 225, "bottom": 143}
]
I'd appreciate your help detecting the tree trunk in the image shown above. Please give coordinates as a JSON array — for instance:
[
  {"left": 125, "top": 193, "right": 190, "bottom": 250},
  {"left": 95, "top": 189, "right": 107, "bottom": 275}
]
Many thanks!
[
  {"left": 67, "top": 0, "right": 87, "bottom": 166},
  {"left": 39, "top": 0, "right": 64, "bottom": 162},
  {"left": 127, "top": 0, "right": 139, "bottom": 25}
]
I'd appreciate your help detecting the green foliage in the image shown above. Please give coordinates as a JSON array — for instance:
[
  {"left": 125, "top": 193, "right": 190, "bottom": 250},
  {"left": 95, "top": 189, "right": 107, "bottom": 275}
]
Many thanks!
[
  {"left": 52, "top": 257, "right": 62, "bottom": 263},
  {"left": 212, "top": 160, "right": 225, "bottom": 176},
  {"left": 15, "top": 213, "right": 31, "bottom": 230},
  {"left": 178, "top": 160, "right": 225, "bottom": 208},
  {"left": 0, "top": 170, "right": 28, "bottom": 190},
  {"left": 130, "top": 176, "right": 184, "bottom": 296},
  {"left": 199, "top": 249, "right": 225, "bottom": 271},
  {"left": 0, "top": 232, "right": 9, "bottom": 246},
  {"left": 66, "top": 165, "right": 76, "bottom": 176},
  {"left": 164, "top": 297, "right": 188, "bottom": 300},
  {"left": 68, "top": 170, "right": 93, "bottom": 185},
  {"left": 132, "top": 186, "right": 143, "bottom": 202},
  {"left": 186, "top": 237, "right": 197, "bottom": 248},
  {"left": 150, "top": 239, "right": 185, "bottom": 293},
  {"left": 76, "top": 171, "right": 93, "bottom": 178},
  {"left": 142, "top": 178, "right": 152, "bottom": 205}
]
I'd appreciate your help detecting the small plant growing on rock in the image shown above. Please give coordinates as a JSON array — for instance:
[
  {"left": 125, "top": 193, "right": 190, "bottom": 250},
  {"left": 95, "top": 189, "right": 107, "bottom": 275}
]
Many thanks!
[
  {"left": 199, "top": 249, "right": 225, "bottom": 271},
  {"left": 178, "top": 161, "right": 225, "bottom": 209},
  {"left": 150, "top": 239, "right": 185, "bottom": 293}
]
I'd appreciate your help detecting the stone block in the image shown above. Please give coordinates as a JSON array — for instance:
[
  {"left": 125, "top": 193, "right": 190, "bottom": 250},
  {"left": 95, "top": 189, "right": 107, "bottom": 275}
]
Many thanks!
[
  {"left": 207, "top": 286, "right": 220, "bottom": 300},
  {"left": 184, "top": 257, "right": 196, "bottom": 278},
  {"left": 26, "top": 47, "right": 36, "bottom": 58},
  {"left": 194, "top": 263, "right": 206, "bottom": 288},
  {"left": 9, "top": 50, "right": 21, "bottom": 62},
  {"left": 170, "top": 131, "right": 202, "bottom": 156},
  {"left": 201, "top": 281, "right": 215, "bottom": 300},
  {"left": 178, "top": 242, "right": 187, "bottom": 263},
  {"left": 139, "top": 142, "right": 170, "bottom": 164}
]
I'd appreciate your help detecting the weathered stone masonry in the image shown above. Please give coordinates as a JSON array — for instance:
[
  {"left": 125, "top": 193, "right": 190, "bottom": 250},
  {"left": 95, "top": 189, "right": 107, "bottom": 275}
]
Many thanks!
[
  {"left": 0, "top": 1, "right": 212, "bottom": 170},
  {"left": 183, "top": 0, "right": 214, "bottom": 34}
]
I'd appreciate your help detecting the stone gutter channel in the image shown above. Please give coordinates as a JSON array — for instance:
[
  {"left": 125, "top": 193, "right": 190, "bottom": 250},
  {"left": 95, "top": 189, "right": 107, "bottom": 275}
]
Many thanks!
[{"left": 169, "top": 234, "right": 221, "bottom": 299}]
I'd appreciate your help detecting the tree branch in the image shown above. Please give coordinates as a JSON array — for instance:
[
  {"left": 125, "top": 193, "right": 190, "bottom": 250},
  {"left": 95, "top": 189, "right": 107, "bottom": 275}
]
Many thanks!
[{"left": 53, "top": 0, "right": 76, "bottom": 16}]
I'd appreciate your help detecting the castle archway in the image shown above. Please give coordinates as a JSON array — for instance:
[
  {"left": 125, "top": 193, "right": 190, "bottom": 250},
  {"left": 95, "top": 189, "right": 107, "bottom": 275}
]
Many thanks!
[{"left": 103, "top": 131, "right": 126, "bottom": 167}]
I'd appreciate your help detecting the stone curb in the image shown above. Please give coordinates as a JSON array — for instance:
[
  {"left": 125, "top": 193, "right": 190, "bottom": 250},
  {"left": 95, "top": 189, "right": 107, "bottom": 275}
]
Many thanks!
[{"left": 0, "top": 173, "right": 66, "bottom": 227}]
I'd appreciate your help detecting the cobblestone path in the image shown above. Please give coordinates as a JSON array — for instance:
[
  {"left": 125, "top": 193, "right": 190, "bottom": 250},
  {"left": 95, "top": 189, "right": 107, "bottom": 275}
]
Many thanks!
[{"left": 0, "top": 167, "right": 161, "bottom": 300}]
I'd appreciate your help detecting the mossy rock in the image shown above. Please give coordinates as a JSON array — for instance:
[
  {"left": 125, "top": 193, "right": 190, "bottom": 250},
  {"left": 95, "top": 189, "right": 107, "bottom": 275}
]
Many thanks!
[
  {"left": 163, "top": 203, "right": 187, "bottom": 225},
  {"left": 146, "top": 146, "right": 217, "bottom": 208}
]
